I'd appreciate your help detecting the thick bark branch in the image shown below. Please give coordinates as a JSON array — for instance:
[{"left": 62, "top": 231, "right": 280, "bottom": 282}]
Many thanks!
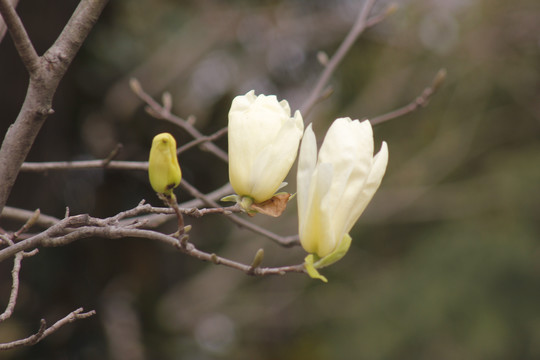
[
  {"left": 0, "top": 0, "right": 39, "bottom": 73},
  {"left": 0, "top": 0, "right": 18, "bottom": 42},
  {"left": 0, "top": 0, "right": 109, "bottom": 215}
]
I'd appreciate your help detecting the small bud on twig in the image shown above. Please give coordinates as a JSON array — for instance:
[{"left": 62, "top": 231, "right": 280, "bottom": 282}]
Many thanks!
[
  {"left": 187, "top": 115, "right": 196, "bottom": 126},
  {"left": 162, "top": 92, "right": 172, "bottom": 112},
  {"left": 432, "top": 68, "right": 447, "bottom": 91},
  {"left": 249, "top": 248, "right": 264, "bottom": 271},
  {"left": 129, "top": 78, "right": 142, "bottom": 95},
  {"left": 317, "top": 51, "right": 329, "bottom": 66}
]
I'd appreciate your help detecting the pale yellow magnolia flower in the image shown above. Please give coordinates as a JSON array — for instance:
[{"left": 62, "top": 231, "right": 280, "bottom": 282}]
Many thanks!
[
  {"left": 148, "top": 133, "right": 182, "bottom": 199},
  {"left": 297, "top": 118, "right": 388, "bottom": 281},
  {"left": 228, "top": 90, "right": 303, "bottom": 204}
]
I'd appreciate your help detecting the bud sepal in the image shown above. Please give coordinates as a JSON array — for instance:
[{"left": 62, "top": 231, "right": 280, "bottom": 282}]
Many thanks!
[
  {"left": 221, "top": 192, "right": 292, "bottom": 217},
  {"left": 303, "top": 233, "right": 352, "bottom": 283}
]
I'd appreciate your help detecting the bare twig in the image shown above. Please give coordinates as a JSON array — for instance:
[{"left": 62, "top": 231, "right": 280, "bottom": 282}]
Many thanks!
[
  {"left": 370, "top": 69, "right": 447, "bottom": 126},
  {"left": 300, "top": 0, "right": 394, "bottom": 118},
  {"left": 0, "top": 209, "right": 305, "bottom": 277},
  {"left": 0, "top": 308, "right": 96, "bottom": 350},
  {"left": 18, "top": 126, "right": 224, "bottom": 171},
  {"left": 20, "top": 160, "right": 147, "bottom": 172},
  {"left": 102, "top": 143, "right": 123, "bottom": 166},
  {"left": 17, "top": 156, "right": 298, "bottom": 246},
  {"left": 12, "top": 208, "right": 40, "bottom": 240},
  {"left": 130, "top": 78, "right": 229, "bottom": 162},
  {"left": 0, "top": 249, "right": 38, "bottom": 322},
  {"left": 0, "top": 183, "right": 237, "bottom": 231},
  {"left": 0, "top": 206, "right": 60, "bottom": 228},
  {"left": 177, "top": 127, "right": 228, "bottom": 155},
  {"left": 130, "top": 204, "right": 240, "bottom": 218},
  {"left": 0, "top": 211, "right": 40, "bottom": 322},
  {"left": 180, "top": 180, "right": 300, "bottom": 247},
  {"left": 0, "top": 252, "right": 23, "bottom": 322}
]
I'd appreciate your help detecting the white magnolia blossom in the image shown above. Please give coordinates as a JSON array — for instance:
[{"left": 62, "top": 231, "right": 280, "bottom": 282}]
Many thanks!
[
  {"left": 228, "top": 90, "right": 304, "bottom": 203},
  {"left": 297, "top": 117, "right": 388, "bottom": 258}
]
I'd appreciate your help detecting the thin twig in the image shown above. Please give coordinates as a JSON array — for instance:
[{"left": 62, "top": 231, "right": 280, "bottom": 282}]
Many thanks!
[
  {"left": 130, "top": 78, "right": 229, "bottom": 162},
  {"left": 120, "top": 204, "right": 241, "bottom": 218},
  {"left": 0, "top": 212, "right": 305, "bottom": 276},
  {"left": 0, "top": 211, "right": 40, "bottom": 323},
  {"left": 0, "top": 252, "right": 23, "bottom": 322},
  {"left": 0, "top": 248, "right": 38, "bottom": 322},
  {"left": 0, "top": 206, "right": 60, "bottom": 228},
  {"left": 0, "top": 308, "right": 96, "bottom": 350},
  {"left": 12, "top": 208, "right": 40, "bottom": 240},
  {"left": 180, "top": 180, "right": 300, "bottom": 247},
  {"left": 102, "top": 143, "right": 123, "bottom": 166},
  {"left": 370, "top": 69, "right": 447, "bottom": 126},
  {"left": 18, "top": 156, "right": 298, "bottom": 246},
  {"left": 300, "top": 0, "right": 388, "bottom": 119},
  {"left": 20, "top": 160, "right": 147, "bottom": 172},
  {"left": 0, "top": 183, "right": 236, "bottom": 231},
  {"left": 177, "top": 127, "right": 228, "bottom": 155},
  {"left": 175, "top": 239, "right": 304, "bottom": 276}
]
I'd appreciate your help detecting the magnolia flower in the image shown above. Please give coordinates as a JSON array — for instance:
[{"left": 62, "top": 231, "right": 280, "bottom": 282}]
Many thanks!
[
  {"left": 297, "top": 118, "right": 388, "bottom": 281},
  {"left": 228, "top": 90, "right": 304, "bottom": 208},
  {"left": 149, "top": 132, "right": 182, "bottom": 200}
]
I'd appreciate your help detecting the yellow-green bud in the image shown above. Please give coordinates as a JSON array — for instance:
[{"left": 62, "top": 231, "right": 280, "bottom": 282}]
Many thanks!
[{"left": 148, "top": 133, "right": 182, "bottom": 198}]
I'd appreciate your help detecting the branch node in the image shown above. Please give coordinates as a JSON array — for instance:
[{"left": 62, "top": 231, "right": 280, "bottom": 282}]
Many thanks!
[
  {"left": 102, "top": 144, "right": 123, "bottom": 166},
  {"left": 179, "top": 234, "right": 189, "bottom": 249},
  {"left": 37, "top": 107, "right": 55, "bottom": 117},
  {"left": 210, "top": 253, "right": 220, "bottom": 264},
  {"left": 12, "top": 208, "right": 40, "bottom": 239},
  {"left": 23, "top": 248, "right": 39, "bottom": 257},
  {"left": 186, "top": 115, "right": 196, "bottom": 125}
]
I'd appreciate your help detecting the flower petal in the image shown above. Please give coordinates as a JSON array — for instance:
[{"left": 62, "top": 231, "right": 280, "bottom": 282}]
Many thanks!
[
  {"left": 299, "top": 162, "right": 335, "bottom": 257},
  {"left": 249, "top": 118, "right": 303, "bottom": 202},
  {"left": 343, "top": 141, "right": 389, "bottom": 233},
  {"left": 297, "top": 124, "right": 318, "bottom": 222}
]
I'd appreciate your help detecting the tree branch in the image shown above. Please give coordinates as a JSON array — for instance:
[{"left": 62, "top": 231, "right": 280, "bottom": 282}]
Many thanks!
[
  {"left": 0, "top": 205, "right": 305, "bottom": 277},
  {"left": 0, "top": 251, "right": 23, "bottom": 322},
  {"left": 17, "top": 157, "right": 298, "bottom": 246},
  {"left": 177, "top": 126, "right": 228, "bottom": 155},
  {"left": 180, "top": 180, "right": 300, "bottom": 247},
  {"left": 130, "top": 78, "right": 229, "bottom": 162},
  {"left": 300, "top": 0, "right": 395, "bottom": 118},
  {"left": 20, "top": 159, "right": 147, "bottom": 172},
  {"left": 370, "top": 69, "right": 447, "bottom": 126},
  {"left": 0, "top": 0, "right": 109, "bottom": 216},
  {"left": 0, "top": 308, "right": 95, "bottom": 350}
]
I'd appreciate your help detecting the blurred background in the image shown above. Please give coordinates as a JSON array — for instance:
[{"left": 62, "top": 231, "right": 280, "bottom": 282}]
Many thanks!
[{"left": 1, "top": 0, "right": 540, "bottom": 359}]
